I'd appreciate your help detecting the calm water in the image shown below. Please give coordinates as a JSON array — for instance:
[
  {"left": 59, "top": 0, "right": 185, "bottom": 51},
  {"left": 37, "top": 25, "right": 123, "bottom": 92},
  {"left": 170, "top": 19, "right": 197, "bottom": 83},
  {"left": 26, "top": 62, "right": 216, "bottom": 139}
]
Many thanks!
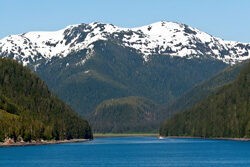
[{"left": 1, "top": 137, "right": 250, "bottom": 167}]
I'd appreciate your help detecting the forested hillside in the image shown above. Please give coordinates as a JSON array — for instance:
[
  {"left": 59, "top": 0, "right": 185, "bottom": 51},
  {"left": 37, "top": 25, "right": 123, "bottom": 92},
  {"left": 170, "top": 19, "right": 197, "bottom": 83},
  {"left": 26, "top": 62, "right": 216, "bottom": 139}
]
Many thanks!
[
  {"left": 158, "top": 61, "right": 246, "bottom": 120},
  {"left": 160, "top": 62, "right": 250, "bottom": 138},
  {"left": 0, "top": 58, "right": 92, "bottom": 142},
  {"left": 89, "top": 96, "right": 157, "bottom": 133}
]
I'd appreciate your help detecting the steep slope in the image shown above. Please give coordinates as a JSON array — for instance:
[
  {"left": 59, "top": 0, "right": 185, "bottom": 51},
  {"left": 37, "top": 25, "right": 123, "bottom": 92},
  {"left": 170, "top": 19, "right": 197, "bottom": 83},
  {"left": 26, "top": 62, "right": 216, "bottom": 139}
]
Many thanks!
[
  {"left": 158, "top": 61, "right": 248, "bottom": 120},
  {"left": 89, "top": 96, "right": 157, "bottom": 133},
  {"left": 160, "top": 62, "right": 250, "bottom": 138},
  {"left": 0, "top": 58, "right": 92, "bottom": 142}
]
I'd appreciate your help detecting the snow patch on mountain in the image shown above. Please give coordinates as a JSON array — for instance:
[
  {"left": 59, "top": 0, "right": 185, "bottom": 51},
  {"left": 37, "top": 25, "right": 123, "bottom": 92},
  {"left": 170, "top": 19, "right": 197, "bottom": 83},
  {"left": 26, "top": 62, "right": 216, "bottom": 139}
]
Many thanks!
[
  {"left": 0, "top": 21, "right": 250, "bottom": 65},
  {"left": 76, "top": 44, "right": 95, "bottom": 66}
]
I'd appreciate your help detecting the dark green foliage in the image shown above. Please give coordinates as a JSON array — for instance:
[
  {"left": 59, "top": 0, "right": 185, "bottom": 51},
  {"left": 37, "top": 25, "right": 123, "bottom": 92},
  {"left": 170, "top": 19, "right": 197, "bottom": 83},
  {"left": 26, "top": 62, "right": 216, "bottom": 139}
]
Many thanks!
[
  {"left": 0, "top": 58, "right": 92, "bottom": 141},
  {"left": 37, "top": 41, "right": 228, "bottom": 117},
  {"left": 89, "top": 96, "right": 157, "bottom": 133},
  {"left": 158, "top": 61, "right": 246, "bottom": 120},
  {"left": 160, "top": 62, "right": 250, "bottom": 138}
]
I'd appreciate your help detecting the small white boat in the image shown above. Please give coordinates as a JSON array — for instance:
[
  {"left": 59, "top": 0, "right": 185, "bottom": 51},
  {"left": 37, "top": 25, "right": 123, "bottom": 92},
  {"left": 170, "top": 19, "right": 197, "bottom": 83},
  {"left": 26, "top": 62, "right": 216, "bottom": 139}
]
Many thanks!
[{"left": 158, "top": 136, "right": 164, "bottom": 140}]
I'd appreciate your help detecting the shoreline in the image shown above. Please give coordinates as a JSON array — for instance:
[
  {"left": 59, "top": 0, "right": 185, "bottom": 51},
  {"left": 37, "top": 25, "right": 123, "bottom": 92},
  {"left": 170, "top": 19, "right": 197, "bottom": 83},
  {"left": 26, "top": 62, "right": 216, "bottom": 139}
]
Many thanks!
[
  {"left": 1, "top": 135, "right": 249, "bottom": 147},
  {"left": 94, "top": 133, "right": 250, "bottom": 142},
  {"left": 94, "top": 133, "right": 158, "bottom": 138},
  {"left": 161, "top": 136, "right": 250, "bottom": 141},
  {"left": 0, "top": 138, "right": 90, "bottom": 147}
]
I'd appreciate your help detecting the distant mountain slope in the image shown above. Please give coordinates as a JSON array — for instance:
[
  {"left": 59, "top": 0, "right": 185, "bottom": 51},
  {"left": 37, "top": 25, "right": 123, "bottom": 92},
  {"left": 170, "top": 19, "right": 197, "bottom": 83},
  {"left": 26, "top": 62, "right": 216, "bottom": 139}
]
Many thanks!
[
  {"left": 89, "top": 96, "right": 157, "bottom": 133},
  {"left": 0, "top": 58, "right": 92, "bottom": 142},
  {"left": 160, "top": 61, "right": 250, "bottom": 138},
  {"left": 89, "top": 59, "right": 244, "bottom": 133},
  {"left": 36, "top": 41, "right": 228, "bottom": 115},
  {"left": 158, "top": 61, "right": 248, "bottom": 120}
]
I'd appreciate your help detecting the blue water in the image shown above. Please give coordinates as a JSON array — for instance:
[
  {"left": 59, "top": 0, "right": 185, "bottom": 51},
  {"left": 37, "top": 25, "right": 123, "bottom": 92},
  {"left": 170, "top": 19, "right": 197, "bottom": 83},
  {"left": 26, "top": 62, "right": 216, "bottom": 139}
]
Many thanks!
[{"left": 1, "top": 137, "right": 250, "bottom": 167}]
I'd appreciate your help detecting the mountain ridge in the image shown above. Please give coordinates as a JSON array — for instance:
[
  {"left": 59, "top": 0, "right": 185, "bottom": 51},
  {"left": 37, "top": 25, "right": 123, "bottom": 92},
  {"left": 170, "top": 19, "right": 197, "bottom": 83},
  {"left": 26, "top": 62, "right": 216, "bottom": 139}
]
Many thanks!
[{"left": 1, "top": 21, "right": 250, "bottom": 66}]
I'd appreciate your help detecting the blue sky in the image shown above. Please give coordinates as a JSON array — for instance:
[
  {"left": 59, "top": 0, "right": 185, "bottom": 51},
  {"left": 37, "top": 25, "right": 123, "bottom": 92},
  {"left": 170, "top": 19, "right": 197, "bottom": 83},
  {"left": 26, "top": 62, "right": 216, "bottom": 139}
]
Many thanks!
[{"left": 1, "top": 0, "right": 249, "bottom": 42}]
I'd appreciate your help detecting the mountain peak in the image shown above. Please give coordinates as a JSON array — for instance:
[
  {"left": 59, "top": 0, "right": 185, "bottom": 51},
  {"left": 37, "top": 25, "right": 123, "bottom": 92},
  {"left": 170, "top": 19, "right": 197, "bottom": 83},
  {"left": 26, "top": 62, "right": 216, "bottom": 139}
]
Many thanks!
[{"left": 0, "top": 21, "right": 250, "bottom": 65}]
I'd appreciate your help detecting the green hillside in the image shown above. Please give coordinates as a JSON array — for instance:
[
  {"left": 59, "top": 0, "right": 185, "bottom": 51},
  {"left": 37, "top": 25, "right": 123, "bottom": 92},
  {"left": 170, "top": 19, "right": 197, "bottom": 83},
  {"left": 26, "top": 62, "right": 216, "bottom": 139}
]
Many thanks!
[
  {"left": 0, "top": 58, "right": 92, "bottom": 142},
  {"left": 89, "top": 96, "right": 158, "bottom": 133},
  {"left": 160, "top": 62, "right": 250, "bottom": 138},
  {"left": 158, "top": 61, "right": 246, "bottom": 120},
  {"left": 37, "top": 41, "right": 227, "bottom": 116}
]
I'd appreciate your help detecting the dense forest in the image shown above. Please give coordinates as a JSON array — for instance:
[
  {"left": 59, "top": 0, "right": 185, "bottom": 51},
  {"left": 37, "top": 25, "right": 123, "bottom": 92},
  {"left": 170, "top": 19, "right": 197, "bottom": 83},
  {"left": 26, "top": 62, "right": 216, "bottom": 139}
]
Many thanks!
[
  {"left": 0, "top": 58, "right": 92, "bottom": 142},
  {"left": 160, "top": 61, "right": 250, "bottom": 138},
  {"left": 89, "top": 96, "right": 157, "bottom": 133},
  {"left": 158, "top": 61, "right": 246, "bottom": 120}
]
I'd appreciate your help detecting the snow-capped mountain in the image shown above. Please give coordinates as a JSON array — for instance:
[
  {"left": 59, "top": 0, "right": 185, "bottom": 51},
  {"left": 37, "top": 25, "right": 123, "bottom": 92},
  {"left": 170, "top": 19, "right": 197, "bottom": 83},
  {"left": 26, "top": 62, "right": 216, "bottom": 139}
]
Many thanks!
[{"left": 0, "top": 21, "right": 250, "bottom": 65}]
